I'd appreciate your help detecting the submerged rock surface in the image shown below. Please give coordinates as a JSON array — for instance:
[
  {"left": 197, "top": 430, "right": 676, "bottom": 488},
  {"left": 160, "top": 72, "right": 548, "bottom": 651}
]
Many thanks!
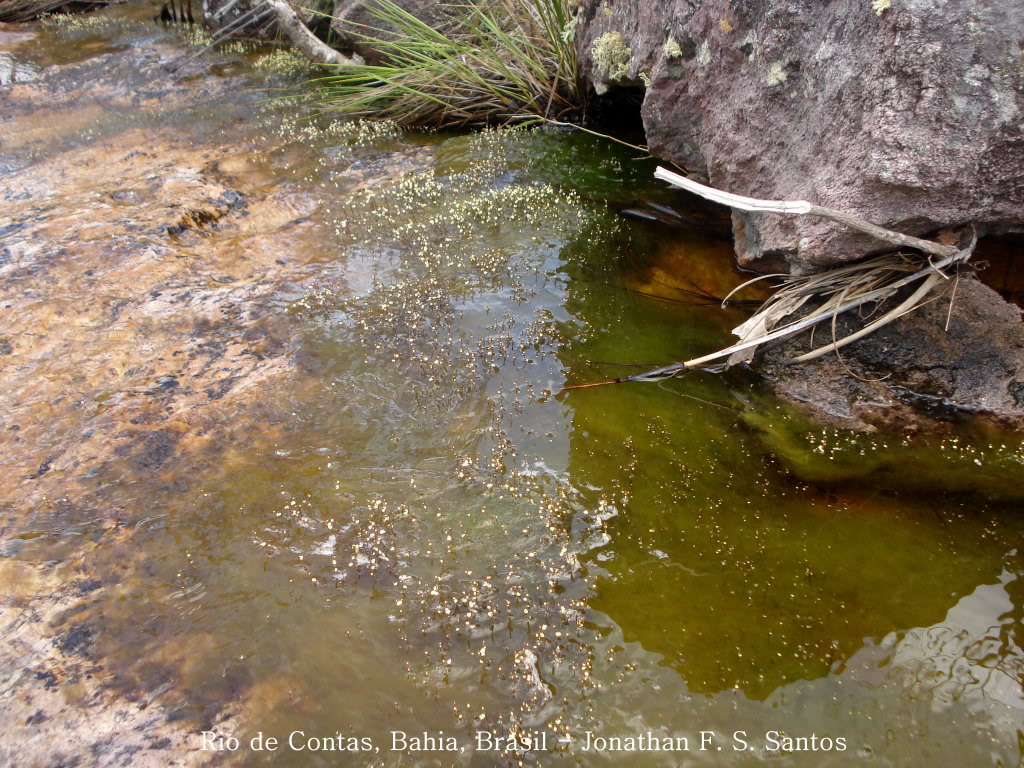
[{"left": 0, "top": 14, "right": 432, "bottom": 765}]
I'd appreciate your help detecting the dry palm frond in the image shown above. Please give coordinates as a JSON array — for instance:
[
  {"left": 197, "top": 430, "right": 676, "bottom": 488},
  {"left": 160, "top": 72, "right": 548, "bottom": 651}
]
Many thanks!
[
  {"left": 656, "top": 169, "right": 975, "bottom": 370},
  {"left": 562, "top": 171, "right": 977, "bottom": 391},
  {"left": 306, "top": 0, "right": 585, "bottom": 127}
]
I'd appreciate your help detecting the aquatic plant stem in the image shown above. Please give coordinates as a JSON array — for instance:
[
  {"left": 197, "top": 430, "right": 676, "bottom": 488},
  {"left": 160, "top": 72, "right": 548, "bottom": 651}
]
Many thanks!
[{"left": 543, "top": 119, "right": 648, "bottom": 154}]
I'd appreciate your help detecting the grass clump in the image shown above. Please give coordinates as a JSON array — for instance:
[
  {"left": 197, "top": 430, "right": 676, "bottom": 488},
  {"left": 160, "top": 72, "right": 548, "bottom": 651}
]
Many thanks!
[
  {"left": 2, "top": 0, "right": 73, "bottom": 22},
  {"left": 309, "top": 0, "right": 586, "bottom": 128}
]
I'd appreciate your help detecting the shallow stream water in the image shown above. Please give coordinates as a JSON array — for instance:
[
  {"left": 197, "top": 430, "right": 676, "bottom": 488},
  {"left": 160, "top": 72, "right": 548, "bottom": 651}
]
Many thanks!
[{"left": 0, "top": 6, "right": 1022, "bottom": 767}]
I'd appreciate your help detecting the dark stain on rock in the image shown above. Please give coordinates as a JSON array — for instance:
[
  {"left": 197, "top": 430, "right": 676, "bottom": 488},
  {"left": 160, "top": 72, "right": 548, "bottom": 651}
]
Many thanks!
[
  {"left": 0, "top": 221, "right": 27, "bottom": 238},
  {"left": 1009, "top": 380, "right": 1024, "bottom": 407},
  {"left": 34, "top": 670, "right": 57, "bottom": 690},
  {"left": 129, "top": 410, "right": 162, "bottom": 425},
  {"left": 205, "top": 378, "right": 236, "bottom": 400},
  {"left": 242, "top": 322, "right": 286, "bottom": 359},
  {"left": 108, "top": 299, "right": 131, "bottom": 324},
  {"left": 26, "top": 455, "right": 55, "bottom": 480},
  {"left": 890, "top": 387, "right": 970, "bottom": 423},
  {"left": 55, "top": 624, "right": 94, "bottom": 658},
  {"left": 25, "top": 710, "right": 47, "bottom": 725},
  {"left": 217, "top": 189, "right": 244, "bottom": 212},
  {"left": 74, "top": 578, "right": 103, "bottom": 595},
  {"left": 135, "top": 430, "right": 181, "bottom": 470},
  {"left": 113, "top": 744, "right": 142, "bottom": 765},
  {"left": 144, "top": 376, "right": 178, "bottom": 395},
  {"left": 166, "top": 206, "right": 223, "bottom": 236}
]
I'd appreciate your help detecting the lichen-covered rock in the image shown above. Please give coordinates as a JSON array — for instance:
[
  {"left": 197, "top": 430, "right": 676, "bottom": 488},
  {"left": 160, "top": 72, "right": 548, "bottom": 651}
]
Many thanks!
[
  {"left": 575, "top": 0, "right": 1024, "bottom": 273},
  {"left": 590, "top": 30, "right": 632, "bottom": 92}
]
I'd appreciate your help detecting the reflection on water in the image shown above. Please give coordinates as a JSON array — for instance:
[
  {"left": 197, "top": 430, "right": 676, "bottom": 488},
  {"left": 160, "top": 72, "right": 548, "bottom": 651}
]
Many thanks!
[
  {"left": 891, "top": 569, "right": 1023, "bottom": 715},
  {"left": 0, "top": 6, "right": 1022, "bottom": 767}
]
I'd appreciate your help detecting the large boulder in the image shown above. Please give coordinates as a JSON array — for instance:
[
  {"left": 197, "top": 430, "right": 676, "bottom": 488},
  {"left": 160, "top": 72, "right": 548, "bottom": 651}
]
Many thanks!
[{"left": 575, "top": 0, "right": 1024, "bottom": 273}]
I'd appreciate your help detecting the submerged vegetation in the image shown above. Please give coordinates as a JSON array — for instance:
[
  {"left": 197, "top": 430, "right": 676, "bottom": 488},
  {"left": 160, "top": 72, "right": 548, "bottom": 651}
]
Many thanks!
[
  {"left": 252, "top": 46, "right": 318, "bottom": 77},
  {"left": 310, "top": 0, "right": 585, "bottom": 127}
]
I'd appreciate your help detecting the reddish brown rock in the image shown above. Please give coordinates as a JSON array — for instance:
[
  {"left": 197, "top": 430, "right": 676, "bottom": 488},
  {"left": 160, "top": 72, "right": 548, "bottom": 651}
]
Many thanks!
[{"left": 575, "top": 0, "right": 1024, "bottom": 273}]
